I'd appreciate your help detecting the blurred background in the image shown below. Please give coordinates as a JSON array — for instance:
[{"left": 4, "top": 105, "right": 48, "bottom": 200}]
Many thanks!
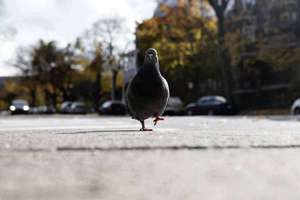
[{"left": 0, "top": 0, "right": 300, "bottom": 116}]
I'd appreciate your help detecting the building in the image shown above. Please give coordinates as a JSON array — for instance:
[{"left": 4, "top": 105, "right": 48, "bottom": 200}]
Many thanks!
[
  {"left": 227, "top": 0, "right": 300, "bottom": 109},
  {"left": 154, "top": 0, "right": 212, "bottom": 18},
  {"left": 227, "top": 0, "right": 257, "bottom": 42},
  {"left": 0, "top": 77, "right": 7, "bottom": 88},
  {"left": 122, "top": 50, "right": 139, "bottom": 85},
  {"left": 120, "top": 50, "right": 139, "bottom": 101},
  {"left": 228, "top": 0, "right": 300, "bottom": 44}
]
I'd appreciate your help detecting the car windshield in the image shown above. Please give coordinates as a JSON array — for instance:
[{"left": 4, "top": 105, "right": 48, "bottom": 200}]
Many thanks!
[
  {"left": 214, "top": 96, "right": 226, "bottom": 103},
  {"left": 168, "top": 97, "right": 182, "bottom": 106},
  {"left": 102, "top": 102, "right": 112, "bottom": 108},
  {"left": 113, "top": 102, "right": 123, "bottom": 105},
  {"left": 12, "top": 100, "right": 28, "bottom": 105},
  {"left": 198, "top": 96, "right": 226, "bottom": 104},
  {"left": 75, "top": 105, "right": 85, "bottom": 108},
  {"left": 72, "top": 102, "right": 85, "bottom": 107},
  {"left": 61, "top": 102, "right": 72, "bottom": 107}
]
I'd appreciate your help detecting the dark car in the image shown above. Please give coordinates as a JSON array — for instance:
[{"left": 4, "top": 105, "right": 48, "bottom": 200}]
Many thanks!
[
  {"left": 69, "top": 102, "right": 88, "bottom": 114},
  {"left": 185, "top": 96, "right": 238, "bottom": 116},
  {"left": 99, "top": 101, "right": 126, "bottom": 115},
  {"left": 30, "top": 105, "right": 56, "bottom": 114},
  {"left": 60, "top": 101, "right": 73, "bottom": 114},
  {"left": 9, "top": 99, "right": 30, "bottom": 114},
  {"left": 164, "top": 96, "right": 184, "bottom": 116}
]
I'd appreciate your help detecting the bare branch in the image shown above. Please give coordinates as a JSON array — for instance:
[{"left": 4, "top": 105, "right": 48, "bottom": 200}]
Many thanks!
[
  {"left": 207, "top": 0, "right": 230, "bottom": 12},
  {"left": 90, "top": 17, "right": 125, "bottom": 56},
  {"left": 207, "top": 0, "right": 217, "bottom": 9},
  {"left": 222, "top": 0, "right": 230, "bottom": 11}
]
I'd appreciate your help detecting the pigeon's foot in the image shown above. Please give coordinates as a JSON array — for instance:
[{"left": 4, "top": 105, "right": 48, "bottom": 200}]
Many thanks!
[
  {"left": 139, "top": 120, "right": 152, "bottom": 131},
  {"left": 153, "top": 116, "right": 164, "bottom": 126},
  {"left": 140, "top": 128, "right": 153, "bottom": 131}
]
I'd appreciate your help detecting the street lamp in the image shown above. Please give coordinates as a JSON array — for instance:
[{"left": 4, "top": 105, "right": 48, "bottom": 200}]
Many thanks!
[{"left": 110, "top": 56, "right": 119, "bottom": 101}]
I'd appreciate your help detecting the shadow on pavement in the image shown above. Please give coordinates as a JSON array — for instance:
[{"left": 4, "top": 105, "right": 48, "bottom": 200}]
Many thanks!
[
  {"left": 56, "top": 144, "right": 300, "bottom": 152},
  {"left": 266, "top": 115, "right": 299, "bottom": 122},
  {"left": 56, "top": 129, "right": 141, "bottom": 134}
]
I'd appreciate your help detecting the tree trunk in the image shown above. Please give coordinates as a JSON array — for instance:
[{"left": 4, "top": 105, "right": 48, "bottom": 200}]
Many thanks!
[
  {"left": 208, "top": 0, "right": 233, "bottom": 103},
  {"left": 93, "top": 71, "right": 101, "bottom": 110},
  {"left": 51, "top": 92, "right": 57, "bottom": 109},
  {"left": 30, "top": 89, "right": 36, "bottom": 107},
  {"left": 44, "top": 89, "right": 51, "bottom": 106},
  {"left": 61, "top": 88, "right": 69, "bottom": 102},
  {"left": 111, "top": 69, "right": 118, "bottom": 100}
]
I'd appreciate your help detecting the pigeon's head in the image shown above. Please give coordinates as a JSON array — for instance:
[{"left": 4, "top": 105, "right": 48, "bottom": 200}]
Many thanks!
[{"left": 145, "top": 48, "right": 158, "bottom": 64}]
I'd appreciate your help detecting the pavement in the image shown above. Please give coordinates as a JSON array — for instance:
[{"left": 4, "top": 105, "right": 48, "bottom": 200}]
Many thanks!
[{"left": 1, "top": 115, "right": 300, "bottom": 200}]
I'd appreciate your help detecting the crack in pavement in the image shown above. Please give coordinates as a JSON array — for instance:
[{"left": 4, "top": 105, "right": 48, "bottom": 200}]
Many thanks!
[
  {"left": 2, "top": 144, "right": 300, "bottom": 153},
  {"left": 55, "top": 144, "right": 300, "bottom": 151}
]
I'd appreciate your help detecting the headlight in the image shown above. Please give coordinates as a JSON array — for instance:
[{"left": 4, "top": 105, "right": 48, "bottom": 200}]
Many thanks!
[
  {"left": 23, "top": 105, "right": 30, "bottom": 111},
  {"left": 9, "top": 105, "right": 16, "bottom": 111}
]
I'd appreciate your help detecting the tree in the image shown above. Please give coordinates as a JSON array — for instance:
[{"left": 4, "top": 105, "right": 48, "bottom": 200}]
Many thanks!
[
  {"left": 136, "top": 4, "right": 219, "bottom": 102},
  {"left": 14, "top": 40, "right": 80, "bottom": 107},
  {"left": 84, "top": 46, "right": 104, "bottom": 111},
  {"left": 207, "top": 0, "right": 233, "bottom": 102},
  {"left": 225, "top": 1, "right": 298, "bottom": 88},
  {"left": 13, "top": 47, "right": 39, "bottom": 106},
  {"left": 86, "top": 17, "right": 127, "bottom": 100},
  {"left": 30, "top": 40, "right": 59, "bottom": 106}
]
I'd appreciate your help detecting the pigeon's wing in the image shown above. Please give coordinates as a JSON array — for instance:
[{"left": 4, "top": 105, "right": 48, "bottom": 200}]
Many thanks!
[
  {"left": 162, "top": 77, "right": 170, "bottom": 98},
  {"left": 158, "top": 77, "right": 170, "bottom": 116},
  {"left": 126, "top": 75, "right": 148, "bottom": 119}
]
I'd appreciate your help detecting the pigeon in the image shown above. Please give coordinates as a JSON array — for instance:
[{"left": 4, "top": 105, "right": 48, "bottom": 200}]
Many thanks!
[{"left": 126, "top": 48, "right": 169, "bottom": 131}]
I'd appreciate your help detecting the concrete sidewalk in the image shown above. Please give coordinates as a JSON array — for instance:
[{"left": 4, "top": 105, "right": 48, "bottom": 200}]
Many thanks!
[{"left": 0, "top": 116, "right": 300, "bottom": 200}]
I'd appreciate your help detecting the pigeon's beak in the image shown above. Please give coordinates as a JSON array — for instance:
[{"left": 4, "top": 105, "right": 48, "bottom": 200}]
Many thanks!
[{"left": 146, "top": 53, "right": 157, "bottom": 62}]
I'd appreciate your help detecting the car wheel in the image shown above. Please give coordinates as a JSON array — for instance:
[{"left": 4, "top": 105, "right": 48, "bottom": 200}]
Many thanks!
[
  {"left": 208, "top": 110, "right": 214, "bottom": 116},
  {"left": 294, "top": 107, "right": 300, "bottom": 115},
  {"left": 187, "top": 110, "right": 193, "bottom": 116}
]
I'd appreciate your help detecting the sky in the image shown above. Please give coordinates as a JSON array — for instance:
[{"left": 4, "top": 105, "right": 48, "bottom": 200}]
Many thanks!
[{"left": 0, "top": 0, "right": 157, "bottom": 76}]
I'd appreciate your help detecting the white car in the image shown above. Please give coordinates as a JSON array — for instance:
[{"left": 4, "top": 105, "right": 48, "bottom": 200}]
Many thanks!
[
  {"left": 291, "top": 98, "right": 300, "bottom": 115},
  {"left": 164, "top": 97, "right": 184, "bottom": 116}
]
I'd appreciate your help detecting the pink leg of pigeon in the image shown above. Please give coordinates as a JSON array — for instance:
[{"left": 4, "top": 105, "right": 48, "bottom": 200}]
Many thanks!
[
  {"left": 153, "top": 116, "right": 164, "bottom": 126},
  {"left": 140, "top": 120, "right": 152, "bottom": 131}
]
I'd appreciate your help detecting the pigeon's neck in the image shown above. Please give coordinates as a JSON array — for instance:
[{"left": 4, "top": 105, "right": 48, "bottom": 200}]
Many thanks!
[{"left": 143, "top": 61, "right": 161, "bottom": 76}]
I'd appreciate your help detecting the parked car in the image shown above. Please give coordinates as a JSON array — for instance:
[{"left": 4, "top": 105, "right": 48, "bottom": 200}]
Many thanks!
[
  {"left": 99, "top": 101, "right": 126, "bottom": 115},
  {"left": 9, "top": 99, "right": 30, "bottom": 114},
  {"left": 185, "top": 96, "right": 238, "bottom": 116},
  {"left": 69, "top": 102, "right": 88, "bottom": 114},
  {"left": 60, "top": 101, "right": 73, "bottom": 114},
  {"left": 30, "top": 106, "right": 56, "bottom": 114},
  {"left": 164, "top": 96, "right": 184, "bottom": 116},
  {"left": 291, "top": 98, "right": 300, "bottom": 115}
]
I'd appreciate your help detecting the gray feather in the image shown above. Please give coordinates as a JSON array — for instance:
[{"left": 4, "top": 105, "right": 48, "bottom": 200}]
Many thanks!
[{"left": 126, "top": 48, "right": 169, "bottom": 121}]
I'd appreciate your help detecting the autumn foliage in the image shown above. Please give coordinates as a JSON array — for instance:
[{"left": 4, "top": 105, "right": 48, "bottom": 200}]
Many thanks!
[{"left": 136, "top": 4, "right": 220, "bottom": 101}]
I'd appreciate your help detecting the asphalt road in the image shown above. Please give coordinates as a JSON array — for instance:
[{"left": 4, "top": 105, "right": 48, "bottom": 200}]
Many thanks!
[{"left": 1, "top": 115, "right": 300, "bottom": 200}]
